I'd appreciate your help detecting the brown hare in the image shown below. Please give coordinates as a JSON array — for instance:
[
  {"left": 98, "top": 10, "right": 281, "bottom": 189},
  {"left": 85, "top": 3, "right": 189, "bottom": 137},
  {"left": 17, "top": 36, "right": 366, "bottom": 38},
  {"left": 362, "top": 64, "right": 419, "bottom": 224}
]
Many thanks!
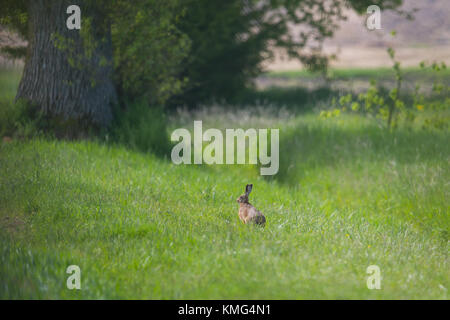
[{"left": 237, "top": 184, "right": 266, "bottom": 226}]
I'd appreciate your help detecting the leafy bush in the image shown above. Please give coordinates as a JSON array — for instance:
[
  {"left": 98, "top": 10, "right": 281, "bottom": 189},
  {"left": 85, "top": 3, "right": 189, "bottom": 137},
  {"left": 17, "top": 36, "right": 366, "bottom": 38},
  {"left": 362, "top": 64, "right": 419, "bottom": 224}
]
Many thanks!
[
  {"left": 0, "top": 98, "right": 44, "bottom": 139},
  {"left": 110, "top": 101, "right": 171, "bottom": 157},
  {"left": 111, "top": 0, "right": 190, "bottom": 106}
]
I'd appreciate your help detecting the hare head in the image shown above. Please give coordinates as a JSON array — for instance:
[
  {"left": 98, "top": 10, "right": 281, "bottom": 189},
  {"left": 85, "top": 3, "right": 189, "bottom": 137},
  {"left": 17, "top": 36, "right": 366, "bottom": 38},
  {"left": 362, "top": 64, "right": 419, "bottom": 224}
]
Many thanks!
[{"left": 236, "top": 184, "right": 252, "bottom": 204}]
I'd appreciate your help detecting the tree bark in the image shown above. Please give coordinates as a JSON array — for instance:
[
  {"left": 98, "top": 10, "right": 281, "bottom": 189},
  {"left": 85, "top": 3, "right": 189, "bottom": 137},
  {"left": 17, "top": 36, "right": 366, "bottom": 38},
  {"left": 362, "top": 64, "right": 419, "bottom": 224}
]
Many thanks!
[{"left": 16, "top": 0, "right": 117, "bottom": 128}]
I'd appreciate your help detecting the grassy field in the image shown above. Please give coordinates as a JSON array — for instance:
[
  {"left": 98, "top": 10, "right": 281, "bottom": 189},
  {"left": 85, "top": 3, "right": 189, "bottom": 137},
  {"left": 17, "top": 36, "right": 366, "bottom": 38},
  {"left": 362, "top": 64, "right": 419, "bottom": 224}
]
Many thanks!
[{"left": 0, "top": 68, "right": 449, "bottom": 299}]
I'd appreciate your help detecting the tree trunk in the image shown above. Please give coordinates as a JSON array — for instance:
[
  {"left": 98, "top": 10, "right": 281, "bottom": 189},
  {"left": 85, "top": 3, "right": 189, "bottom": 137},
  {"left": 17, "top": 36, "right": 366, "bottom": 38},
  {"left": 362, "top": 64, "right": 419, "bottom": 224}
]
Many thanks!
[{"left": 16, "top": 0, "right": 117, "bottom": 129}]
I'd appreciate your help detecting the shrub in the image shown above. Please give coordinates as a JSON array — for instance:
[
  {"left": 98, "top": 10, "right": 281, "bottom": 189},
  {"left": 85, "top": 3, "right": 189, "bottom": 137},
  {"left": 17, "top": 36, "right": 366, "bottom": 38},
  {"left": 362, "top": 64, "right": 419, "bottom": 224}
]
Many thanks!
[
  {"left": 321, "top": 35, "right": 449, "bottom": 131},
  {"left": 0, "top": 98, "right": 44, "bottom": 139},
  {"left": 110, "top": 102, "right": 171, "bottom": 157}
]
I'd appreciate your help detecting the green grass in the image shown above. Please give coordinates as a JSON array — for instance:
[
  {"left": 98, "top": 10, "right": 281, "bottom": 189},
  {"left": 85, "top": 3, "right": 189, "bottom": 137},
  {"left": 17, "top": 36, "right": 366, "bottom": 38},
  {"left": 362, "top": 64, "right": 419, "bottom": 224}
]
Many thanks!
[
  {"left": 0, "top": 67, "right": 449, "bottom": 299},
  {"left": 265, "top": 67, "right": 450, "bottom": 81},
  {"left": 1, "top": 113, "right": 449, "bottom": 299},
  {"left": 0, "top": 67, "right": 26, "bottom": 137}
]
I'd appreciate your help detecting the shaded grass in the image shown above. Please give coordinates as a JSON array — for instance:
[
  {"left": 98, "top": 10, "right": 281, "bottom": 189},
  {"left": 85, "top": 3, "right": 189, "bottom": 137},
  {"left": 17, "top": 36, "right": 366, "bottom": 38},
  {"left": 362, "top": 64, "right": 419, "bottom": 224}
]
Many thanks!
[{"left": 236, "top": 86, "right": 338, "bottom": 112}]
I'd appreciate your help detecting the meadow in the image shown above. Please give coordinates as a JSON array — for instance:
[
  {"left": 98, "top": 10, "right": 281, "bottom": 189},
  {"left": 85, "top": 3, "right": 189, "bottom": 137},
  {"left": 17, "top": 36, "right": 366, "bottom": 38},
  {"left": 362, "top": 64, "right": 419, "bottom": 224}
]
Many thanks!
[{"left": 0, "top": 67, "right": 449, "bottom": 299}]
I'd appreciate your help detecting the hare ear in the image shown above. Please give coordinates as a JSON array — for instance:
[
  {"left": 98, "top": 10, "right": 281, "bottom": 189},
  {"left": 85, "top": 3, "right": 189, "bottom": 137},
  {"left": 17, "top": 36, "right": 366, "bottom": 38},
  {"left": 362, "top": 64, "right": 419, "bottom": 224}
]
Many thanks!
[{"left": 245, "top": 184, "right": 253, "bottom": 195}]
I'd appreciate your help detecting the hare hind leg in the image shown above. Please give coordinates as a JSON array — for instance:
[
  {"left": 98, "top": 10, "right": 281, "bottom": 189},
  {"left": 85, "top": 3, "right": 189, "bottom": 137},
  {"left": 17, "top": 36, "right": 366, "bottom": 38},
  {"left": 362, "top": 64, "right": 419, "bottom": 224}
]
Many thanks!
[{"left": 252, "top": 215, "right": 266, "bottom": 226}]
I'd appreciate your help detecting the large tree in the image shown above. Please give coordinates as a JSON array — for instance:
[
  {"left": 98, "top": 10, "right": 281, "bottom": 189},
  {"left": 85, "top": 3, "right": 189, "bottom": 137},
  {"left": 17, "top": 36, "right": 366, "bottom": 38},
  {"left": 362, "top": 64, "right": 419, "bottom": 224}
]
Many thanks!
[
  {"left": 4, "top": 0, "right": 117, "bottom": 127},
  {"left": 1, "top": 0, "right": 189, "bottom": 129}
]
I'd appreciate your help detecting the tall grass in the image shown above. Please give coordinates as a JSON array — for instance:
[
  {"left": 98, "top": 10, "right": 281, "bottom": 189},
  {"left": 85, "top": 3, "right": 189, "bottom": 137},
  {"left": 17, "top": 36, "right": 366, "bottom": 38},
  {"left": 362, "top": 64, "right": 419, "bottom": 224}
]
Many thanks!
[
  {"left": 110, "top": 101, "right": 171, "bottom": 157},
  {"left": 277, "top": 114, "right": 449, "bottom": 238}
]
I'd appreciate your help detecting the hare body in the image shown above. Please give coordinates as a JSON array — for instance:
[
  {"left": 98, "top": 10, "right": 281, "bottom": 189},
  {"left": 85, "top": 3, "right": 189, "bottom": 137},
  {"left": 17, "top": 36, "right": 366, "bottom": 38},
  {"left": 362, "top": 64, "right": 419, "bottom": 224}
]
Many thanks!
[
  {"left": 238, "top": 203, "right": 266, "bottom": 225},
  {"left": 237, "top": 184, "right": 266, "bottom": 226}
]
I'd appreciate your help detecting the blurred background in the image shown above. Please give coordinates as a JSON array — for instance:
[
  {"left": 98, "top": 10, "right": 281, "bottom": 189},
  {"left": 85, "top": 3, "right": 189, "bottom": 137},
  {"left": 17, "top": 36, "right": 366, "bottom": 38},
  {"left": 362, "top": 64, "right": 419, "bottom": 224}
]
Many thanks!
[{"left": 269, "top": 0, "right": 450, "bottom": 70}]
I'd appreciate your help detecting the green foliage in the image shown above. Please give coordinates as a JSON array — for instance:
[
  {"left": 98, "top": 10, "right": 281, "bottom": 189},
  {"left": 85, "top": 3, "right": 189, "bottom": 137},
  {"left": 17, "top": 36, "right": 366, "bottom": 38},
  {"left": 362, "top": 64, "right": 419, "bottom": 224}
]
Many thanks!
[
  {"left": 173, "top": 0, "right": 273, "bottom": 106},
  {"left": 0, "top": 0, "right": 28, "bottom": 39},
  {"left": 322, "top": 34, "right": 449, "bottom": 130},
  {"left": 110, "top": 0, "right": 190, "bottom": 106},
  {"left": 110, "top": 101, "right": 171, "bottom": 157},
  {"left": 0, "top": 45, "right": 27, "bottom": 61},
  {"left": 1, "top": 0, "right": 190, "bottom": 111},
  {"left": 234, "top": 86, "right": 338, "bottom": 112},
  {"left": 0, "top": 99, "right": 44, "bottom": 139},
  {"left": 414, "top": 62, "right": 449, "bottom": 130}
]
